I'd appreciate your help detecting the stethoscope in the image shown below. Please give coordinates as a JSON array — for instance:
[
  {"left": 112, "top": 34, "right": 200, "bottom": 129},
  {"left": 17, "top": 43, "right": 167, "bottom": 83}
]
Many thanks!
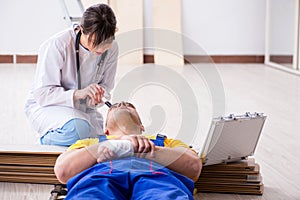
[{"left": 75, "top": 30, "right": 112, "bottom": 108}]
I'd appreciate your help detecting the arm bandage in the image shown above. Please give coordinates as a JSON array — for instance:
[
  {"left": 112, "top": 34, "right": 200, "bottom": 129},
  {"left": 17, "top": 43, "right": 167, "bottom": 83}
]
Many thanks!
[{"left": 99, "top": 140, "right": 134, "bottom": 158}]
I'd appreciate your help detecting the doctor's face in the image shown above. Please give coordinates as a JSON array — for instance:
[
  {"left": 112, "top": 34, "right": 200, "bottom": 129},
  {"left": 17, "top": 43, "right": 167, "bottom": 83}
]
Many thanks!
[
  {"left": 81, "top": 33, "right": 113, "bottom": 55},
  {"left": 91, "top": 43, "right": 112, "bottom": 55}
]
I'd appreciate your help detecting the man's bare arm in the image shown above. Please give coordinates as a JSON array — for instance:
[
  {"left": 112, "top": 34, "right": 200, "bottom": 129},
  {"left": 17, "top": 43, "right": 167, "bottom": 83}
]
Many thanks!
[
  {"left": 144, "top": 146, "right": 202, "bottom": 182},
  {"left": 54, "top": 145, "right": 98, "bottom": 184}
]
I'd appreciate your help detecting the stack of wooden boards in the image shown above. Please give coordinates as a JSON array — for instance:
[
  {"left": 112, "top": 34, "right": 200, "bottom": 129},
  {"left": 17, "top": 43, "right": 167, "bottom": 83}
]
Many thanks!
[
  {"left": 195, "top": 158, "right": 263, "bottom": 195},
  {"left": 0, "top": 144, "right": 66, "bottom": 184}
]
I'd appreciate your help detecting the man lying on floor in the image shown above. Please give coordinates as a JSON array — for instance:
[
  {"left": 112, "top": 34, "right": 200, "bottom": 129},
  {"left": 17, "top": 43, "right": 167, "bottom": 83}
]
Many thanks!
[{"left": 54, "top": 102, "right": 202, "bottom": 200}]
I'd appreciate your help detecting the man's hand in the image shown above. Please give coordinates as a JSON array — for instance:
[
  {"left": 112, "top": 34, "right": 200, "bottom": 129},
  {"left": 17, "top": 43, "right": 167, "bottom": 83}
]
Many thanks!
[
  {"left": 74, "top": 83, "right": 104, "bottom": 106},
  {"left": 118, "top": 135, "right": 155, "bottom": 157}
]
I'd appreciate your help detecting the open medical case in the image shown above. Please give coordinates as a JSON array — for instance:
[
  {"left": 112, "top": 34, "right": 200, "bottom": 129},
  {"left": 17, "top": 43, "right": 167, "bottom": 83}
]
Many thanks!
[
  {"left": 196, "top": 112, "right": 267, "bottom": 195},
  {"left": 200, "top": 112, "right": 267, "bottom": 166}
]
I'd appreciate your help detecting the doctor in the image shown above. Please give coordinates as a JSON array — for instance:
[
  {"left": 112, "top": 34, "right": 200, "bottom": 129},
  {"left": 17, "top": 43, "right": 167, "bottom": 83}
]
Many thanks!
[{"left": 24, "top": 4, "right": 118, "bottom": 146}]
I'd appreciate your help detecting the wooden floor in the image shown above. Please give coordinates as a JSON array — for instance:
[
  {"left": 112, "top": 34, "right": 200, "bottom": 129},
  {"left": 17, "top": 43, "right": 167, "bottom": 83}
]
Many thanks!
[{"left": 0, "top": 63, "right": 300, "bottom": 199}]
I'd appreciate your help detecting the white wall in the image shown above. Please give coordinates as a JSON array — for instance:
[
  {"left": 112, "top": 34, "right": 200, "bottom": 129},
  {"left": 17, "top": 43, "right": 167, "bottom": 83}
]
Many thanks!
[
  {"left": 0, "top": 0, "right": 266, "bottom": 55},
  {"left": 0, "top": 0, "right": 68, "bottom": 54},
  {"left": 182, "top": 0, "right": 266, "bottom": 55}
]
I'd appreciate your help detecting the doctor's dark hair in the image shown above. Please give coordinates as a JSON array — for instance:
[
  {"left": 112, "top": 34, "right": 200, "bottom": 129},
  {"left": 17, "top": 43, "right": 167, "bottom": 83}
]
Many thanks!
[{"left": 80, "top": 4, "right": 116, "bottom": 47}]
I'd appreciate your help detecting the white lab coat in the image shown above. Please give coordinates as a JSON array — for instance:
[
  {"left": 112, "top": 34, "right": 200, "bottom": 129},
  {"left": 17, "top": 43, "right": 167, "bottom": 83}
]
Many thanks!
[{"left": 24, "top": 27, "right": 118, "bottom": 138}]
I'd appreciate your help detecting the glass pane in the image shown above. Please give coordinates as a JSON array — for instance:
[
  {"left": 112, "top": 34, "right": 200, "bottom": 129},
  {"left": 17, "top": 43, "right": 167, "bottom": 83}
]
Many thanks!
[{"left": 269, "top": 0, "right": 296, "bottom": 69}]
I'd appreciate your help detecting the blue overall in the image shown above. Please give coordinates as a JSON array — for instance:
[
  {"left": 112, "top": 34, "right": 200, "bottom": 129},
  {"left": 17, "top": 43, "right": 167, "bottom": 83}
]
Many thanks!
[{"left": 65, "top": 135, "right": 195, "bottom": 200}]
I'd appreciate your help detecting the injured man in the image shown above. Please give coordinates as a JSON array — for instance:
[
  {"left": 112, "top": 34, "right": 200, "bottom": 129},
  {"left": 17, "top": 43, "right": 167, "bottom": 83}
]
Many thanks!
[{"left": 54, "top": 102, "right": 202, "bottom": 199}]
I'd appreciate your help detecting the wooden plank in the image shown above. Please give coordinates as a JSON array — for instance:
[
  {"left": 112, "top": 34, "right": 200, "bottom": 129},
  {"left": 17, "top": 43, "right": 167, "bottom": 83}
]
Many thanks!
[
  {"left": 152, "top": 0, "right": 184, "bottom": 66},
  {"left": 197, "top": 181, "right": 263, "bottom": 187},
  {"left": 0, "top": 165, "right": 54, "bottom": 174},
  {"left": 0, "top": 154, "right": 58, "bottom": 166},
  {"left": 0, "top": 171, "right": 56, "bottom": 178},
  {"left": 198, "top": 188, "right": 263, "bottom": 195},
  {"left": 197, "top": 175, "right": 262, "bottom": 184},
  {"left": 109, "top": 0, "right": 143, "bottom": 65},
  {"left": 0, "top": 144, "right": 66, "bottom": 154},
  {"left": 202, "top": 158, "right": 256, "bottom": 170},
  {"left": 201, "top": 167, "right": 259, "bottom": 175},
  {"left": 197, "top": 182, "right": 264, "bottom": 195},
  {"left": 0, "top": 145, "right": 64, "bottom": 166}
]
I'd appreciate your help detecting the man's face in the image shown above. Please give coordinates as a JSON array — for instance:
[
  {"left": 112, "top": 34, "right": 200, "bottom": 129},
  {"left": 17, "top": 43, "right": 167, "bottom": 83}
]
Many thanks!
[
  {"left": 106, "top": 102, "right": 144, "bottom": 135},
  {"left": 107, "top": 102, "right": 141, "bottom": 124}
]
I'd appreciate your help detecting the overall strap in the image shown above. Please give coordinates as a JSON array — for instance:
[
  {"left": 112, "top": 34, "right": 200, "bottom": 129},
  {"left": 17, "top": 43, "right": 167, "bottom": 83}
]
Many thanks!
[
  {"left": 151, "top": 134, "right": 167, "bottom": 147},
  {"left": 98, "top": 135, "right": 107, "bottom": 142}
]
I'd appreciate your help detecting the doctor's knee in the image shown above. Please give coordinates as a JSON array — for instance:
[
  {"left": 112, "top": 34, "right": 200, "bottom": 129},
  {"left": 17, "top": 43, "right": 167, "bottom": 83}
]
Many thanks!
[
  {"left": 68, "top": 118, "right": 91, "bottom": 139},
  {"left": 40, "top": 119, "right": 91, "bottom": 146}
]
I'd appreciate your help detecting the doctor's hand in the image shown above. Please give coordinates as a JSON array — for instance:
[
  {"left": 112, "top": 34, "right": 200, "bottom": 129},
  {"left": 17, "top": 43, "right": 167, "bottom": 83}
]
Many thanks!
[{"left": 74, "top": 83, "right": 104, "bottom": 106}]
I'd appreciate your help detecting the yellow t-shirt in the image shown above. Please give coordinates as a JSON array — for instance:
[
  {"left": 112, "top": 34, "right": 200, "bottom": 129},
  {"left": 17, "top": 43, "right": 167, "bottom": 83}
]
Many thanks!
[{"left": 68, "top": 135, "right": 190, "bottom": 151}]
